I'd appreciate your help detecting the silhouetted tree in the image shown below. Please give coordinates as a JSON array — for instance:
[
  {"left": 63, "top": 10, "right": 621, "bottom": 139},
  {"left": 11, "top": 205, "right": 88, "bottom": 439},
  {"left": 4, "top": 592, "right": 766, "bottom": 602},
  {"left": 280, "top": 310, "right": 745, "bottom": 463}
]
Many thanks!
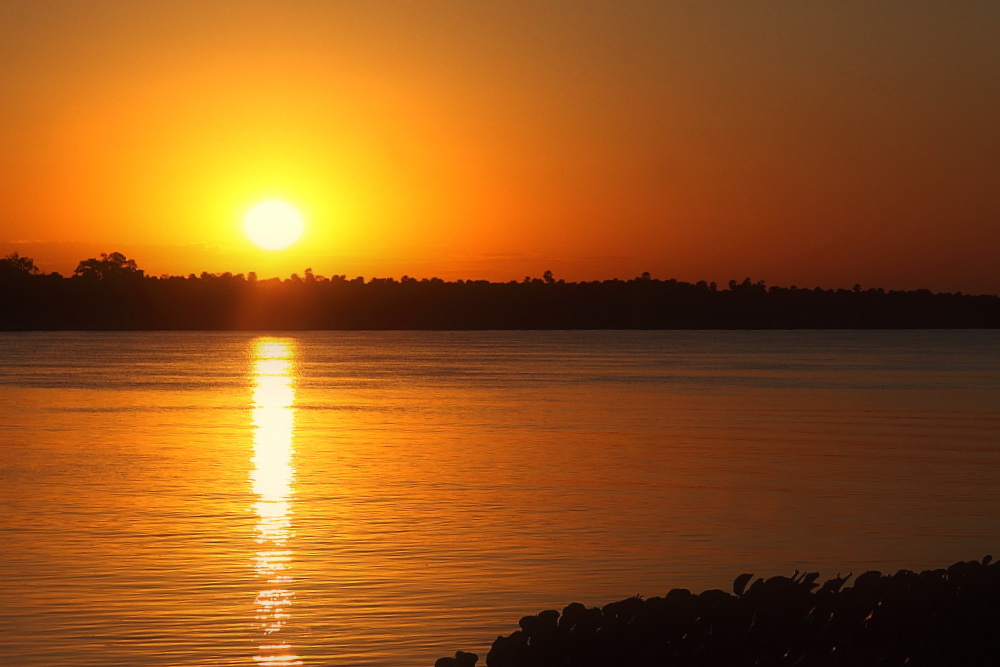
[
  {"left": 73, "top": 252, "right": 145, "bottom": 280},
  {"left": 0, "top": 252, "right": 40, "bottom": 277},
  {"left": 1, "top": 251, "right": 999, "bottom": 330}
]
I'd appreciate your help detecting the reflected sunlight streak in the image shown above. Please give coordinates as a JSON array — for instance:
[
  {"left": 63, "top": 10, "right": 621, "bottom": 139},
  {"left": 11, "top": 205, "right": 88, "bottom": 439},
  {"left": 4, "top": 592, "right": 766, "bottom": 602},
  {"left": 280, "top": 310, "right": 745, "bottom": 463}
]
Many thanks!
[{"left": 250, "top": 338, "right": 303, "bottom": 666}]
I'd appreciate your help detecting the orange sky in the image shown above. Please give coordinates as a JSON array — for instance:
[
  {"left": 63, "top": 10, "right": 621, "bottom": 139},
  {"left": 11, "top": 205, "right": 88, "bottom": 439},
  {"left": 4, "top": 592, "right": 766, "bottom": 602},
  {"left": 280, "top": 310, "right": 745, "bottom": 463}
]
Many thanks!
[{"left": 2, "top": 2, "right": 998, "bottom": 292}]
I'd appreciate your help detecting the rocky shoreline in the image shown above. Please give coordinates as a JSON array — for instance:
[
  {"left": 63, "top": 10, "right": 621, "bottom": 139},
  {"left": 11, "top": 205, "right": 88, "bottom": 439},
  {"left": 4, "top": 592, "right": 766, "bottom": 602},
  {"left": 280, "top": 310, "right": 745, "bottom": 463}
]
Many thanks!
[{"left": 436, "top": 557, "right": 999, "bottom": 667}]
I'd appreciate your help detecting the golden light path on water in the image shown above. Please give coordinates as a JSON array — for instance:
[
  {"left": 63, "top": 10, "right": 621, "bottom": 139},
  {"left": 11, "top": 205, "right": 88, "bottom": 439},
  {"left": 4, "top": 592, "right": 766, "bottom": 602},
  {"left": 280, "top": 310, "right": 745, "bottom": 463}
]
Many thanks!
[{"left": 250, "top": 338, "right": 302, "bottom": 666}]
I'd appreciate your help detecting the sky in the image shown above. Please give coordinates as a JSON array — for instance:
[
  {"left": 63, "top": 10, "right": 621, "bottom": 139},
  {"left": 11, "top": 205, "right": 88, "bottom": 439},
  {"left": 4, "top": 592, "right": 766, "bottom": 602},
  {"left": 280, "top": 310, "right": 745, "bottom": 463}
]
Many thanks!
[{"left": 1, "top": 1, "right": 998, "bottom": 292}]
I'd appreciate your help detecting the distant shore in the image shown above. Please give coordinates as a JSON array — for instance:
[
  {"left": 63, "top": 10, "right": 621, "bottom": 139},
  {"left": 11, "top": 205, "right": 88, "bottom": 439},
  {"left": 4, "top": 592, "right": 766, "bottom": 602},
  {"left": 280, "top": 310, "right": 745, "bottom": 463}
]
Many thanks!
[
  {"left": 3, "top": 252, "right": 998, "bottom": 330},
  {"left": 438, "top": 557, "right": 1000, "bottom": 667}
]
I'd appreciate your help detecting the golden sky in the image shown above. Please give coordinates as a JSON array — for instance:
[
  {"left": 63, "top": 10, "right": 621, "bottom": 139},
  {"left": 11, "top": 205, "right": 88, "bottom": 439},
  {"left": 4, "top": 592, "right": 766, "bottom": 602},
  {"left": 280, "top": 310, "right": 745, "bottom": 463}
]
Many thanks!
[{"left": 2, "top": 1, "right": 998, "bottom": 292}]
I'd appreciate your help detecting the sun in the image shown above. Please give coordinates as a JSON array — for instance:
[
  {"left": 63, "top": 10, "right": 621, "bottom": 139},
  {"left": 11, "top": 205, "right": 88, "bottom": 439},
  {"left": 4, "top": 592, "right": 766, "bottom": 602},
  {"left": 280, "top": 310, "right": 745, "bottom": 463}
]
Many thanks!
[{"left": 243, "top": 200, "right": 305, "bottom": 251}]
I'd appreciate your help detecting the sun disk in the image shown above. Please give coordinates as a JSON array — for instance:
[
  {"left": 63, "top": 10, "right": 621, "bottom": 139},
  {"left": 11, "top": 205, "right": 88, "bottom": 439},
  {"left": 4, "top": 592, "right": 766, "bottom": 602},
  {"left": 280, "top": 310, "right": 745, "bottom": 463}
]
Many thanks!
[{"left": 243, "top": 201, "right": 305, "bottom": 251}]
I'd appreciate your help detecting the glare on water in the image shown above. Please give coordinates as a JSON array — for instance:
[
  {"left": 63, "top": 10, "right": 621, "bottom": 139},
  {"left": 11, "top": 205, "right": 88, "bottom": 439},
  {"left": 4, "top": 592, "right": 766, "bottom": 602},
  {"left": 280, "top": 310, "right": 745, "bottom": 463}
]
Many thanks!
[{"left": 250, "top": 339, "right": 301, "bottom": 666}]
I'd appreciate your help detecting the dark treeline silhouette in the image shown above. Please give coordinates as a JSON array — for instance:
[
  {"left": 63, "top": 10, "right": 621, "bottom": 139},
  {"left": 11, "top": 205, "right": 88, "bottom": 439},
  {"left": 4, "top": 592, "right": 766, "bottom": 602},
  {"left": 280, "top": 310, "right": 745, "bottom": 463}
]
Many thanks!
[
  {"left": 2, "top": 251, "right": 999, "bottom": 330},
  {"left": 437, "top": 557, "right": 999, "bottom": 667}
]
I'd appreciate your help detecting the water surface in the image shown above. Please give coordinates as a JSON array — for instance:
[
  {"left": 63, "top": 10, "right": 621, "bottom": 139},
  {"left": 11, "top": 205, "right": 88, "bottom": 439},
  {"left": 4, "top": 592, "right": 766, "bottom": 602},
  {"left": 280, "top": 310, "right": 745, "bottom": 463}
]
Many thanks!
[{"left": 2, "top": 331, "right": 999, "bottom": 666}]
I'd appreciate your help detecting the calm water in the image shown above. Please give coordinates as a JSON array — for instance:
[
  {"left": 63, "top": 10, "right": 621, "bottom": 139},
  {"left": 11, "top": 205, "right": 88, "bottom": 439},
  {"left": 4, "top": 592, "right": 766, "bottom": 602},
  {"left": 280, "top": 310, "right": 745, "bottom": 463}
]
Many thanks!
[{"left": 2, "top": 330, "right": 999, "bottom": 666}]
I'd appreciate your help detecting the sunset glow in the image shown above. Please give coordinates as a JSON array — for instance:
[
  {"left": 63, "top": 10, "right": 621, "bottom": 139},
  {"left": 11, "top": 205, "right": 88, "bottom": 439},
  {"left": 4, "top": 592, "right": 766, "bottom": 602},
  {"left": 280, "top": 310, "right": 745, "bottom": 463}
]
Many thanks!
[
  {"left": 0, "top": 3, "right": 998, "bottom": 291},
  {"left": 4, "top": 3, "right": 999, "bottom": 662}
]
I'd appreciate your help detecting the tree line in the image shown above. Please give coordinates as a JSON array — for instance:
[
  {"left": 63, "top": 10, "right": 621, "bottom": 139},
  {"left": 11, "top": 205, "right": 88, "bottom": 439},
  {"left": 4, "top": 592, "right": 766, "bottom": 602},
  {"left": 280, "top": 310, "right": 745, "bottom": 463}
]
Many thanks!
[{"left": 1, "top": 251, "right": 998, "bottom": 330}]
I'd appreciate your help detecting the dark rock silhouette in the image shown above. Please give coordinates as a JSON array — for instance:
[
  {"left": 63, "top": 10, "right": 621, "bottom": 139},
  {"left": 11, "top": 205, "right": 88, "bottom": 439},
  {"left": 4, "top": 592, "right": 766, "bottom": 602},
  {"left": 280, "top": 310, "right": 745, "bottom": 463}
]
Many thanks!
[
  {"left": 435, "top": 650, "right": 478, "bottom": 667},
  {"left": 438, "top": 557, "right": 1000, "bottom": 666},
  {"left": 2, "top": 252, "right": 999, "bottom": 330}
]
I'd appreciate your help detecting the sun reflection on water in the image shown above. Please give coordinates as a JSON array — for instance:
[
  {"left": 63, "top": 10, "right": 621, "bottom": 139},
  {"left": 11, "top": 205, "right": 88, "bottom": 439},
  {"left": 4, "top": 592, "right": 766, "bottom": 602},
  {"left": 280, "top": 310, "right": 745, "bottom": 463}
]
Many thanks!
[{"left": 250, "top": 338, "right": 302, "bottom": 666}]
